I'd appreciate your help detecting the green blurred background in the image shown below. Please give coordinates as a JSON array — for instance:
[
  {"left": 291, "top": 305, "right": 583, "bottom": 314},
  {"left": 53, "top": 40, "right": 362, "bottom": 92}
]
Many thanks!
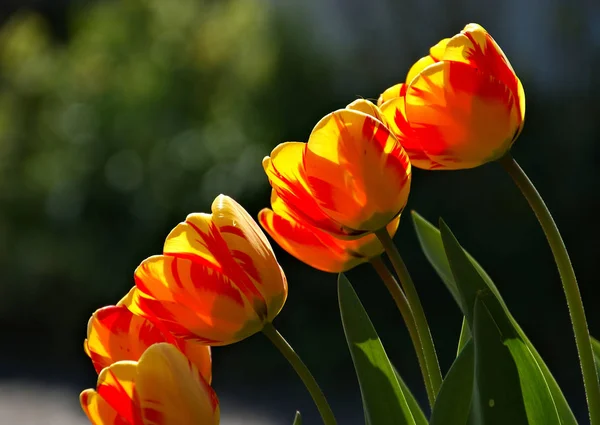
[{"left": 0, "top": 0, "right": 598, "bottom": 423}]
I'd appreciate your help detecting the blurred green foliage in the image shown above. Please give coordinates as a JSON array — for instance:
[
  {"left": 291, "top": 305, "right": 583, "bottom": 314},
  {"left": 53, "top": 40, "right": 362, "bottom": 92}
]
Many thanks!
[{"left": 0, "top": 0, "right": 294, "bottom": 336}]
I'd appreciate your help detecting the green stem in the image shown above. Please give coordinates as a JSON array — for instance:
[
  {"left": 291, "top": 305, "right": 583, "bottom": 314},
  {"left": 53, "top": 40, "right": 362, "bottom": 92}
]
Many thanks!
[
  {"left": 499, "top": 152, "right": 600, "bottom": 425},
  {"left": 375, "top": 229, "right": 443, "bottom": 400},
  {"left": 262, "top": 323, "right": 337, "bottom": 425},
  {"left": 370, "top": 256, "right": 435, "bottom": 407}
]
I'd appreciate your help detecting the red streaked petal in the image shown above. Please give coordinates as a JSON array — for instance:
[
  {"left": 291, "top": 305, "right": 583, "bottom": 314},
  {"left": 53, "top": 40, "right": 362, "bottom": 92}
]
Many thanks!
[
  {"left": 405, "top": 60, "right": 520, "bottom": 169},
  {"left": 130, "top": 256, "right": 262, "bottom": 345},
  {"left": 136, "top": 343, "right": 219, "bottom": 425},
  {"left": 97, "top": 361, "right": 142, "bottom": 425},
  {"left": 406, "top": 55, "right": 436, "bottom": 86},
  {"left": 210, "top": 195, "right": 287, "bottom": 322},
  {"left": 263, "top": 142, "right": 350, "bottom": 237},
  {"left": 259, "top": 198, "right": 401, "bottom": 273},
  {"left": 162, "top": 213, "right": 220, "bottom": 269},
  {"left": 258, "top": 203, "right": 362, "bottom": 273},
  {"left": 176, "top": 340, "right": 212, "bottom": 385},
  {"left": 443, "top": 24, "right": 518, "bottom": 99},
  {"left": 379, "top": 96, "right": 444, "bottom": 170},
  {"left": 164, "top": 215, "right": 267, "bottom": 318},
  {"left": 85, "top": 306, "right": 172, "bottom": 373},
  {"left": 305, "top": 108, "right": 411, "bottom": 232},
  {"left": 80, "top": 390, "right": 130, "bottom": 425}
]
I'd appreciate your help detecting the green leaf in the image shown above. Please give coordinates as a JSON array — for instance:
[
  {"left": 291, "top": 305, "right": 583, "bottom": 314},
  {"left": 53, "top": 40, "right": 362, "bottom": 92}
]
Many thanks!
[
  {"left": 430, "top": 340, "right": 475, "bottom": 425},
  {"left": 592, "top": 336, "right": 600, "bottom": 380},
  {"left": 412, "top": 211, "right": 578, "bottom": 425},
  {"left": 471, "top": 296, "right": 529, "bottom": 424},
  {"left": 439, "top": 220, "right": 515, "bottom": 337},
  {"left": 411, "top": 210, "right": 461, "bottom": 308},
  {"left": 393, "top": 367, "right": 429, "bottom": 425},
  {"left": 457, "top": 317, "right": 471, "bottom": 356},
  {"left": 505, "top": 339, "right": 562, "bottom": 425},
  {"left": 440, "top": 219, "right": 561, "bottom": 425},
  {"left": 338, "top": 273, "right": 417, "bottom": 425},
  {"left": 292, "top": 411, "right": 302, "bottom": 425}
]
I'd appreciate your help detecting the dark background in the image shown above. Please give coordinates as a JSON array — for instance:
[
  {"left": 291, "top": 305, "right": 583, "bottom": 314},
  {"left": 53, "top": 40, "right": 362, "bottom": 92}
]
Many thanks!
[{"left": 0, "top": 0, "right": 599, "bottom": 424}]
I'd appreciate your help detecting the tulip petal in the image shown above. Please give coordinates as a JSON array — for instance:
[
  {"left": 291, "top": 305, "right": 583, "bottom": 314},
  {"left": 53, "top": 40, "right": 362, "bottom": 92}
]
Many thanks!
[
  {"left": 406, "top": 55, "right": 435, "bottom": 86},
  {"left": 263, "top": 142, "right": 350, "bottom": 237},
  {"left": 405, "top": 38, "right": 450, "bottom": 85},
  {"left": 129, "top": 255, "right": 262, "bottom": 345},
  {"left": 85, "top": 303, "right": 213, "bottom": 384},
  {"left": 164, "top": 214, "right": 267, "bottom": 317},
  {"left": 442, "top": 24, "right": 519, "bottom": 102},
  {"left": 516, "top": 77, "right": 526, "bottom": 137},
  {"left": 346, "top": 99, "right": 387, "bottom": 123},
  {"left": 97, "top": 361, "right": 142, "bottom": 425},
  {"left": 260, "top": 193, "right": 400, "bottom": 273},
  {"left": 136, "top": 344, "right": 219, "bottom": 425},
  {"left": 380, "top": 97, "right": 445, "bottom": 170},
  {"left": 210, "top": 195, "right": 287, "bottom": 322},
  {"left": 80, "top": 389, "right": 130, "bottom": 425},
  {"left": 177, "top": 340, "right": 212, "bottom": 385},
  {"left": 305, "top": 108, "right": 411, "bottom": 231},
  {"left": 377, "top": 83, "right": 406, "bottom": 107},
  {"left": 85, "top": 306, "right": 172, "bottom": 373},
  {"left": 429, "top": 37, "right": 451, "bottom": 61},
  {"left": 258, "top": 192, "right": 363, "bottom": 273},
  {"left": 405, "top": 60, "right": 520, "bottom": 169}
]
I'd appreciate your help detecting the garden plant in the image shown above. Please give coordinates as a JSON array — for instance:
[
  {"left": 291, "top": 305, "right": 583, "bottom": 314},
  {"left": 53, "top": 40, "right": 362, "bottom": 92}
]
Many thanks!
[{"left": 79, "top": 23, "right": 600, "bottom": 425}]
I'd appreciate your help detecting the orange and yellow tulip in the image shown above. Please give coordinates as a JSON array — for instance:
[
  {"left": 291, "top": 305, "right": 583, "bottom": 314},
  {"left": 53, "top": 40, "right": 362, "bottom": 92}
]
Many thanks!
[
  {"left": 80, "top": 343, "right": 219, "bottom": 425},
  {"left": 259, "top": 190, "right": 401, "bottom": 272},
  {"left": 84, "top": 304, "right": 212, "bottom": 383},
  {"left": 379, "top": 23, "right": 525, "bottom": 170},
  {"left": 121, "top": 195, "right": 287, "bottom": 346},
  {"left": 262, "top": 99, "right": 411, "bottom": 238}
]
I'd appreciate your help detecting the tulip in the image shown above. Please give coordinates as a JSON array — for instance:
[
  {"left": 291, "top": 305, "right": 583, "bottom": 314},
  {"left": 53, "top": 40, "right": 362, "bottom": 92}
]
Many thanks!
[
  {"left": 263, "top": 99, "right": 411, "bottom": 237},
  {"left": 379, "top": 23, "right": 525, "bottom": 170},
  {"left": 121, "top": 195, "right": 287, "bottom": 346},
  {"left": 80, "top": 343, "right": 219, "bottom": 425},
  {"left": 259, "top": 190, "right": 401, "bottom": 272},
  {"left": 84, "top": 303, "right": 212, "bottom": 383}
]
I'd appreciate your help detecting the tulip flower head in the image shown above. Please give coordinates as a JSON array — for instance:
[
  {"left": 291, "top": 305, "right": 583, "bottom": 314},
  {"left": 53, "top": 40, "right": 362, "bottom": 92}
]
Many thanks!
[
  {"left": 259, "top": 189, "right": 401, "bottom": 272},
  {"left": 80, "top": 343, "right": 219, "bottom": 425},
  {"left": 84, "top": 304, "right": 212, "bottom": 383},
  {"left": 263, "top": 99, "right": 411, "bottom": 239},
  {"left": 122, "top": 195, "right": 288, "bottom": 346},
  {"left": 379, "top": 23, "right": 525, "bottom": 170}
]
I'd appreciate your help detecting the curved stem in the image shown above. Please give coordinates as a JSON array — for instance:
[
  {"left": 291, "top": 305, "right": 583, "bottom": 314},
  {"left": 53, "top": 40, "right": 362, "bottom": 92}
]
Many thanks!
[
  {"left": 375, "top": 229, "right": 443, "bottom": 400},
  {"left": 370, "top": 256, "right": 435, "bottom": 407},
  {"left": 262, "top": 323, "right": 337, "bottom": 425},
  {"left": 499, "top": 153, "right": 600, "bottom": 425}
]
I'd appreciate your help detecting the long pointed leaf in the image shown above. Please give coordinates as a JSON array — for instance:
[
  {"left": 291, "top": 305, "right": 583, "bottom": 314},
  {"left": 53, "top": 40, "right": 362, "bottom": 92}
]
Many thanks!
[
  {"left": 338, "top": 273, "right": 417, "bottom": 425},
  {"left": 471, "top": 296, "right": 529, "bottom": 424},
  {"left": 430, "top": 340, "right": 475, "bottom": 425},
  {"left": 457, "top": 318, "right": 471, "bottom": 356},
  {"left": 412, "top": 211, "right": 577, "bottom": 425},
  {"left": 441, "top": 219, "right": 561, "bottom": 425},
  {"left": 393, "top": 367, "right": 429, "bottom": 425},
  {"left": 292, "top": 411, "right": 302, "bottom": 425},
  {"left": 592, "top": 336, "right": 600, "bottom": 380}
]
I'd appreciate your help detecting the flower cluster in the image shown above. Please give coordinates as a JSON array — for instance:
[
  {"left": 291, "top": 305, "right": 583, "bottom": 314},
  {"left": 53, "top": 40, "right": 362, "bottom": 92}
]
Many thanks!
[
  {"left": 80, "top": 196, "right": 287, "bottom": 425},
  {"left": 80, "top": 23, "right": 534, "bottom": 425}
]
